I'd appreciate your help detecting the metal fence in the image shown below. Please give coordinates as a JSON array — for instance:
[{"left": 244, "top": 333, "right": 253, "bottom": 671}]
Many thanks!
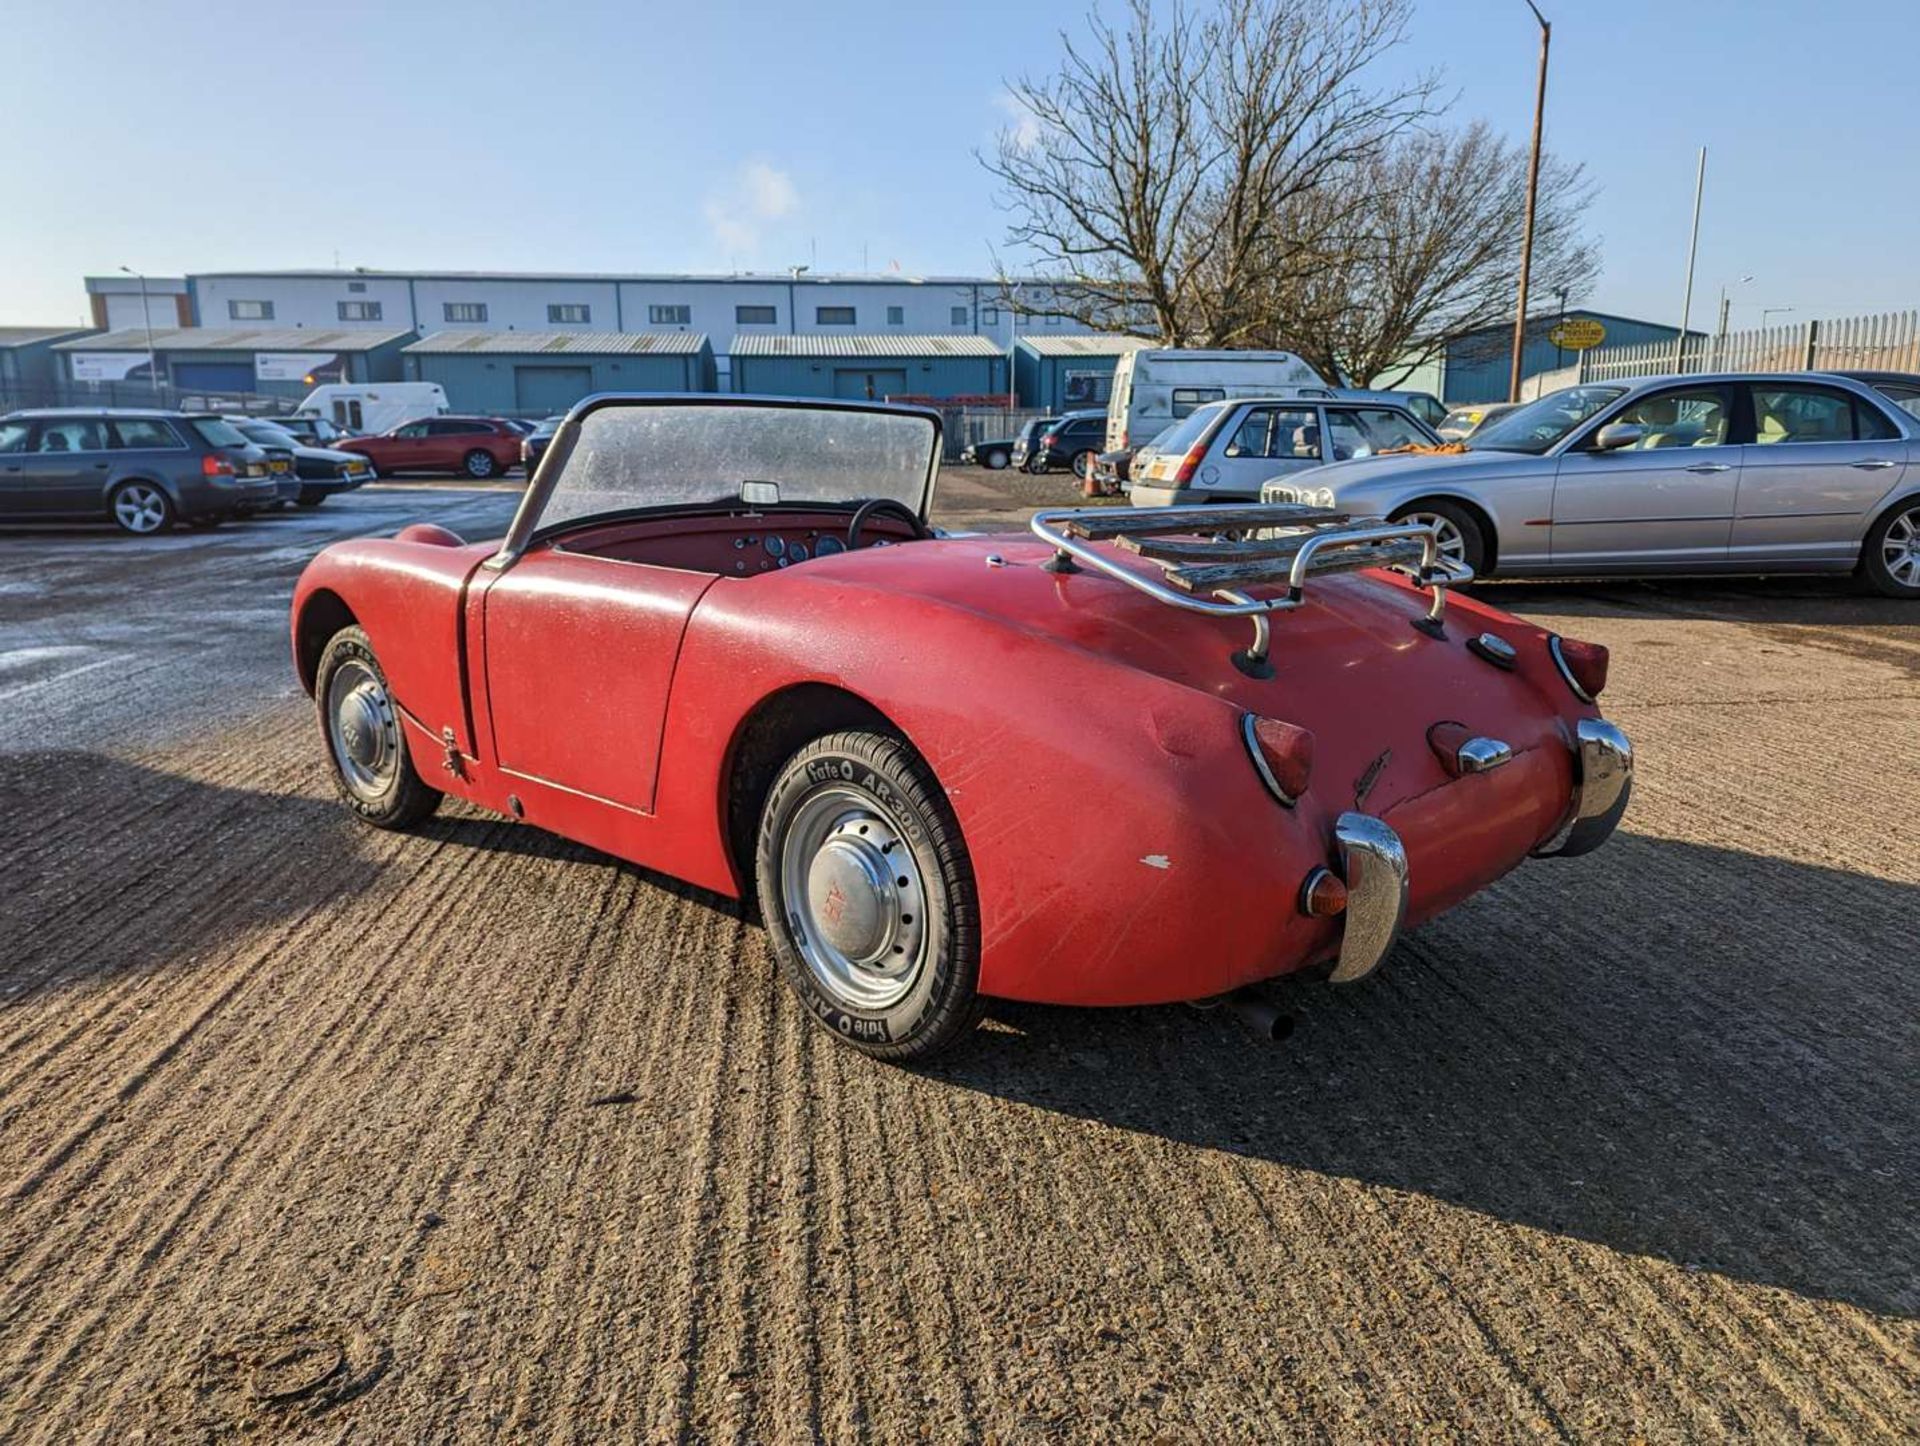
[
  {"left": 0, "top": 378, "right": 296, "bottom": 417},
  {"left": 936, "top": 407, "right": 1053, "bottom": 462},
  {"left": 1524, "top": 309, "right": 1920, "bottom": 397}
]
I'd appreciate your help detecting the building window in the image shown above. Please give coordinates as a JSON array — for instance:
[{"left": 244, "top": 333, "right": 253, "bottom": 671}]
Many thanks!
[
  {"left": 885, "top": 306, "right": 904, "bottom": 326},
  {"left": 650, "top": 304, "right": 691, "bottom": 325},
  {"left": 818, "top": 306, "right": 857, "bottom": 326},
  {"left": 228, "top": 300, "right": 273, "bottom": 321},
  {"left": 982, "top": 306, "right": 1000, "bottom": 325},
  {"left": 951, "top": 306, "right": 969, "bottom": 326},
  {"left": 347, "top": 281, "right": 367, "bottom": 293},
  {"left": 548, "top": 303, "right": 591, "bottom": 324},
  {"left": 444, "top": 302, "right": 489, "bottom": 323},
  {"left": 735, "top": 304, "right": 777, "bottom": 325},
  {"left": 337, "top": 300, "right": 383, "bottom": 321}
]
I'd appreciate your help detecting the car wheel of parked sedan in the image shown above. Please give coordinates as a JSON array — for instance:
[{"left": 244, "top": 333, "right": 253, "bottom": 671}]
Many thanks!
[
  {"left": 1391, "top": 500, "right": 1486, "bottom": 576},
  {"left": 756, "top": 730, "right": 982, "bottom": 1062},
  {"left": 981, "top": 447, "right": 1010, "bottom": 471},
  {"left": 463, "top": 449, "right": 498, "bottom": 480},
  {"left": 1862, "top": 501, "right": 1920, "bottom": 598},
  {"left": 297, "top": 494, "right": 327, "bottom": 508},
  {"left": 109, "top": 480, "right": 174, "bottom": 536},
  {"left": 1071, "top": 450, "right": 1096, "bottom": 481},
  {"left": 315, "top": 626, "right": 443, "bottom": 829}
]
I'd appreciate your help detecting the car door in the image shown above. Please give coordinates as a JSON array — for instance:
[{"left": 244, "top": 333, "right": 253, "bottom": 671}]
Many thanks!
[
  {"left": 0, "top": 419, "right": 33, "bottom": 518},
  {"left": 1732, "top": 381, "right": 1909, "bottom": 567},
  {"left": 479, "top": 546, "right": 717, "bottom": 815},
  {"left": 1549, "top": 382, "right": 1741, "bottom": 568},
  {"left": 1202, "top": 404, "right": 1321, "bottom": 498},
  {"left": 381, "top": 420, "right": 431, "bottom": 470},
  {"left": 24, "top": 417, "right": 111, "bottom": 517}
]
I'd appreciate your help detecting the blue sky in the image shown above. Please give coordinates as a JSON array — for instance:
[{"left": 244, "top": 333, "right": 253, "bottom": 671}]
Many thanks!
[{"left": 2, "top": 0, "right": 1914, "bottom": 329}]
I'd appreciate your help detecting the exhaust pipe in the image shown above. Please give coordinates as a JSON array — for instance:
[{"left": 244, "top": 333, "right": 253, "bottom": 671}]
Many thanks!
[{"left": 1228, "top": 994, "right": 1294, "bottom": 1043}]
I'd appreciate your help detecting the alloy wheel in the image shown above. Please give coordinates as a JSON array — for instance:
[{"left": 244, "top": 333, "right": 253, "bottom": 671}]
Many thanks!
[
  {"left": 112, "top": 483, "right": 170, "bottom": 535},
  {"left": 1881, "top": 507, "right": 1920, "bottom": 589},
  {"left": 1401, "top": 512, "right": 1468, "bottom": 566}
]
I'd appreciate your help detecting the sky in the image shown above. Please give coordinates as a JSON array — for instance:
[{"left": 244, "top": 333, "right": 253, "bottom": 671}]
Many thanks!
[{"left": 2, "top": 0, "right": 1915, "bottom": 330}]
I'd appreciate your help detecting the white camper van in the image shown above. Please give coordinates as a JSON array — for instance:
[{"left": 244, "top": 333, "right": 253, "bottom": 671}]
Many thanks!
[
  {"left": 1104, "top": 349, "right": 1330, "bottom": 454},
  {"left": 297, "top": 383, "right": 450, "bottom": 437}
]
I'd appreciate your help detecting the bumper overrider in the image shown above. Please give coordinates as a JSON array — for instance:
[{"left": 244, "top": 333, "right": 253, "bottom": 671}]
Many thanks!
[{"left": 1319, "top": 718, "right": 1633, "bottom": 984}]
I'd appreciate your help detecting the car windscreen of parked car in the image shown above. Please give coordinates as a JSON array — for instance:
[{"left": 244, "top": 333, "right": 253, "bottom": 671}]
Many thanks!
[
  {"left": 1466, "top": 385, "right": 1626, "bottom": 455},
  {"left": 238, "top": 421, "right": 300, "bottom": 448},
  {"left": 536, "top": 401, "right": 937, "bottom": 532}
]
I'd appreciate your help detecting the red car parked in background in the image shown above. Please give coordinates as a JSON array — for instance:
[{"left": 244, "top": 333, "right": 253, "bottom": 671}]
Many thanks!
[{"left": 336, "top": 416, "right": 522, "bottom": 479}]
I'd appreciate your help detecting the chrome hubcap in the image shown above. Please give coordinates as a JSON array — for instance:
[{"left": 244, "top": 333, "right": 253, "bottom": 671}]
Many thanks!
[
  {"left": 326, "top": 660, "right": 398, "bottom": 801},
  {"left": 781, "top": 787, "right": 927, "bottom": 1011},
  {"left": 114, "top": 484, "right": 168, "bottom": 534},
  {"left": 1884, "top": 509, "right": 1920, "bottom": 588},
  {"left": 1403, "top": 513, "right": 1467, "bottom": 565}
]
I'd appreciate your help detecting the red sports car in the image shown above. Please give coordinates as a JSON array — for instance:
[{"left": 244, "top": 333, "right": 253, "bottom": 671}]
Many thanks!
[
  {"left": 291, "top": 396, "right": 1632, "bottom": 1060},
  {"left": 334, "top": 415, "right": 523, "bottom": 479}
]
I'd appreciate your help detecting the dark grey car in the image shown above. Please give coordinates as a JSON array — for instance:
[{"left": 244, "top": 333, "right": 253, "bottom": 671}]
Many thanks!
[
  {"left": 0, "top": 409, "right": 280, "bottom": 534},
  {"left": 227, "top": 418, "right": 376, "bottom": 507}
]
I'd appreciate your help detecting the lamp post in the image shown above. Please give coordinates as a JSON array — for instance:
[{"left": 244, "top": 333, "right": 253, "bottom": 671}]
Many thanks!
[
  {"left": 118, "top": 265, "right": 159, "bottom": 397},
  {"left": 1673, "top": 148, "right": 1706, "bottom": 371},
  {"left": 1713, "top": 274, "right": 1754, "bottom": 368},
  {"left": 1508, "top": 0, "right": 1551, "bottom": 403},
  {"left": 1761, "top": 306, "right": 1795, "bottom": 329}
]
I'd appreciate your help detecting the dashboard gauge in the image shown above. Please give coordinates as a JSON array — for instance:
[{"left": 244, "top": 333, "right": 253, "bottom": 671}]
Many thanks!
[
  {"left": 815, "top": 536, "right": 845, "bottom": 557},
  {"left": 764, "top": 535, "right": 786, "bottom": 558},
  {"left": 788, "top": 543, "right": 809, "bottom": 563}
]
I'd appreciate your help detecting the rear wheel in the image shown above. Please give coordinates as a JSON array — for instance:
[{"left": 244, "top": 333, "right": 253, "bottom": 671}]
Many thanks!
[
  {"left": 1071, "top": 450, "right": 1096, "bottom": 481},
  {"left": 463, "top": 449, "right": 498, "bottom": 480},
  {"left": 755, "top": 731, "right": 981, "bottom": 1061},
  {"left": 315, "top": 626, "right": 442, "bottom": 829},
  {"left": 1390, "top": 500, "right": 1487, "bottom": 576},
  {"left": 109, "top": 480, "right": 174, "bottom": 535},
  {"left": 1862, "top": 501, "right": 1920, "bottom": 598}
]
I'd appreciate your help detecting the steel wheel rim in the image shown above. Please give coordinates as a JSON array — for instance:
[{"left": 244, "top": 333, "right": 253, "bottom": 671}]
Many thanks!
[
  {"left": 780, "top": 785, "right": 928, "bottom": 1012},
  {"left": 1402, "top": 512, "right": 1467, "bottom": 565},
  {"left": 114, "top": 483, "right": 168, "bottom": 534},
  {"left": 326, "top": 659, "right": 399, "bottom": 801},
  {"left": 1883, "top": 508, "right": 1920, "bottom": 587}
]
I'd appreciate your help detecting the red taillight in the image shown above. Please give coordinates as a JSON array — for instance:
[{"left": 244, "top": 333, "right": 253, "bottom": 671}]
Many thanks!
[
  {"left": 1243, "top": 714, "right": 1314, "bottom": 805},
  {"left": 201, "top": 454, "right": 235, "bottom": 477},
  {"left": 1040, "top": 431, "right": 1058, "bottom": 447},
  {"left": 1171, "top": 443, "right": 1209, "bottom": 485},
  {"left": 1551, "top": 636, "right": 1610, "bottom": 702}
]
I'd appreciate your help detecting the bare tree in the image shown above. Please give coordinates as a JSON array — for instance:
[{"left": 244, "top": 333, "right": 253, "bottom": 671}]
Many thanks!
[
  {"left": 983, "top": 0, "right": 1438, "bottom": 344},
  {"left": 1256, "top": 122, "right": 1599, "bottom": 385}
]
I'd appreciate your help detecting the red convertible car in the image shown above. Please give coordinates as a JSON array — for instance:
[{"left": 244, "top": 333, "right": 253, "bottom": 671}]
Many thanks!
[{"left": 292, "top": 396, "right": 1632, "bottom": 1059}]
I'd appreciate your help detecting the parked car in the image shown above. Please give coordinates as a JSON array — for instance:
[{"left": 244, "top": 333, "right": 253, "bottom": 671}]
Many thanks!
[
  {"left": 1438, "top": 401, "right": 1520, "bottom": 441},
  {"left": 1030, "top": 410, "right": 1109, "bottom": 479},
  {"left": 1009, "top": 416, "right": 1057, "bottom": 472},
  {"left": 272, "top": 414, "right": 353, "bottom": 447},
  {"left": 297, "top": 383, "right": 450, "bottom": 438},
  {"left": 959, "top": 432, "right": 1018, "bottom": 469},
  {"left": 226, "top": 417, "right": 376, "bottom": 507},
  {"left": 1830, "top": 370, "right": 1920, "bottom": 420},
  {"left": 1259, "top": 372, "right": 1920, "bottom": 597},
  {"left": 335, "top": 415, "right": 523, "bottom": 479},
  {"left": 1335, "top": 388, "right": 1448, "bottom": 429},
  {"left": 293, "top": 394, "right": 1631, "bottom": 1060},
  {"left": 0, "top": 408, "right": 279, "bottom": 534},
  {"left": 1091, "top": 446, "right": 1135, "bottom": 494},
  {"left": 1129, "top": 397, "right": 1440, "bottom": 506},
  {"left": 1106, "top": 348, "right": 1330, "bottom": 454},
  {"left": 520, "top": 415, "right": 565, "bottom": 476}
]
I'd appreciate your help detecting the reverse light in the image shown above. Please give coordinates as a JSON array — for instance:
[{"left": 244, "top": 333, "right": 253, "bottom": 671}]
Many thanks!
[
  {"left": 1549, "top": 635, "right": 1610, "bottom": 702},
  {"left": 1242, "top": 714, "right": 1314, "bottom": 806},
  {"left": 201, "top": 454, "right": 235, "bottom": 477}
]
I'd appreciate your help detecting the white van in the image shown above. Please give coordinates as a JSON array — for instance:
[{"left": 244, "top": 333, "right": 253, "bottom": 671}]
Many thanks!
[
  {"left": 296, "top": 383, "right": 450, "bottom": 437},
  {"left": 1105, "top": 349, "right": 1330, "bottom": 454}
]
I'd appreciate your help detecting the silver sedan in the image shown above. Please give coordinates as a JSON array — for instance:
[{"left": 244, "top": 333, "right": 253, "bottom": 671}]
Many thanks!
[{"left": 1262, "top": 372, "right": 1920, "bottom": 598}]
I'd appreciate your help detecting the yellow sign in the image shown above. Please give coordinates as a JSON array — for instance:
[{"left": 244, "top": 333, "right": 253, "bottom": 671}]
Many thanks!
[{"left": 1548, "top": 318, "right": 1607, "bottom": 351}]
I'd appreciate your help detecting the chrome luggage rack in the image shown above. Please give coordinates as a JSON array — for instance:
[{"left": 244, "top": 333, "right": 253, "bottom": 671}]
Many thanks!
[{"left": 1028, "top": 503, "right": 1474, "bottom": 677}]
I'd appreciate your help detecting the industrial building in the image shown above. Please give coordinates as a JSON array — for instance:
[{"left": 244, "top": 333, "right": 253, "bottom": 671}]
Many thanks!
[
  {"left": 402, "top": 331, "right": 717, "bottom": 414},
  {"left": 1438, "top": 310, "right": 1700, "bottom": 403},
  {"left": 1012, "top": 334, "right": 1150, "bottom": 410},
  {"left": 728, "top": 334, "right": 1007, "bottom": 402},
  {"left": 0, "top": 326, "right": 96, "bottom": 408},
  {"left": 54, "top": 327, "right": 413, "bottom": 401}
]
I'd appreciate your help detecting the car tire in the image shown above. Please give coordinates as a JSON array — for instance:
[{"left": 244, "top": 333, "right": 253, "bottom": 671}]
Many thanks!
[
  {"left": 315, "top": 626, "right": 442, "bottom": 830},
  {"left": 756, "top": 730, "right": 982, "bottom": 1062},
  {"left": 1860, "top": 500, "right": 1920, "bottom": 598},
  {"left": 297, "top": 494, "right": 327, "bottom": 508},
  {"left": 463, "top": 449, "right": 498, "bottom": 480},
  {"left": 1071, "top": 450, "right": 1096, "bottom": 481},
  {"left": 187, "top": 516, "right": 223, "bottom": 529},
  {"left": 108, "top": 479, "right": 175, "bottom": 536},
  {"left": 1390, "top": 500, "right": 1488, "bottom": 576},
  {"left": 981, "top": 448, "right": 1010, "bottom": 471}
]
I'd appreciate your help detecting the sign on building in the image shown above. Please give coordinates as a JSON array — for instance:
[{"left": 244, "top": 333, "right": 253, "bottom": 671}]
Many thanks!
[
  {"left": 69, "top": 352, "right": 153, "bottom": 382},
  {"left": 1548, "top": 318, "right": 1607, "bottom": 351},
  {"left": 256, "top": 352, "right": 347, "bottom": 384}
]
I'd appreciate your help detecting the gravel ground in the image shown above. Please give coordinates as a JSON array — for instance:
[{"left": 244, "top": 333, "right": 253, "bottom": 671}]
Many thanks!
[{"left": 1, "top": 482, "right": 1916, "bottom": 1441}]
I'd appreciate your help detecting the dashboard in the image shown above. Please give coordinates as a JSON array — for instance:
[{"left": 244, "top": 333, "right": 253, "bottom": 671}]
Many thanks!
[{"left": 557, "top": 510, "right": 915, "bottom": 575}]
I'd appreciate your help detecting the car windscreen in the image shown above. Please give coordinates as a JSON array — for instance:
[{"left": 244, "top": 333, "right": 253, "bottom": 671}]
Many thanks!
[
  {"left": 190, "top": 418, "right": 252, "bottom": 448},
  {"left": 242, "top": 423, "right": 298, "bottom": 446},
  {"left": 1467, "top": 386, "right": 1625, "bottom": 454},
  {"left": 536, "top": 401, "right": 937, "bottom": 532}
]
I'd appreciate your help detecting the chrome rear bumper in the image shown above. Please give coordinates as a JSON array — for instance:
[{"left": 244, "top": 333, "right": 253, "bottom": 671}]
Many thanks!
[
  {"left": 1327, "top": 812, "right": 1409, "bottom": 983},
  {"left": 1533, "top": 718, "right": 1634, "bottom": 859}
]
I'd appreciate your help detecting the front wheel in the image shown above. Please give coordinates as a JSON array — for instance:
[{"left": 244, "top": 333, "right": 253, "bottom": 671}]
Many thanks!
[
  {"left": 463, "top": 449, "right": 498, "bottom": 480},
  {"left": 755, "top": 731, "right": 982, "bottom": 1061},
  {"left": 980, "top": 447, "right": 1010, "bottom": 471},
  {"left": 315, "top": 626, "right": 442, "bottom": 829},
  {"left": 1390, "top": 500, "right": 1487, "bottom": 577},
  {"left": 1861, "top": 501, "right": 1920, "bottom": 598}
]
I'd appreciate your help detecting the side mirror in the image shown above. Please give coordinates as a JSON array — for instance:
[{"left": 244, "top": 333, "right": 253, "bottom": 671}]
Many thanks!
[{"left": 1593, "top": 422, "right": 1644, "bottom": 452}]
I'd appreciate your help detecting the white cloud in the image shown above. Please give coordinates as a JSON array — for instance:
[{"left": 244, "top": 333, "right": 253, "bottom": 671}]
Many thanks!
[
  {"left": 994, "top": 90, "right": 1042, "bottom": 152},
  {"left": 704, "top": 160, "right": 800, "bottom": 257}
]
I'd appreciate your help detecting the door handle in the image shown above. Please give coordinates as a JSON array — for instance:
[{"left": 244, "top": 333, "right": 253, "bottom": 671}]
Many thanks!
[
  {"left": 1684, "top": 462, "right": 1731, "bottom": 473},
  {"left": 1851, "top": 459, "right": 1897, "bottom": 470}
]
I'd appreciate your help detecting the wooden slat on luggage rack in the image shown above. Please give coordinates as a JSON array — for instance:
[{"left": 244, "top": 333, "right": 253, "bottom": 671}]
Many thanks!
[
  {"left": 1119, "top": 527, "right": 1350, "bottom": 563},
  {"left": 1059, "top": 503, "right": 1341, "bottom": 540},
  {"left": 1166, "top": 539, "right": 1427, "bottom": 593}
]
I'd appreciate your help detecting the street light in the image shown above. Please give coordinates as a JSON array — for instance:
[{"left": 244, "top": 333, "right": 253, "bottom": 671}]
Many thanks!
[
  {"left": 1508, "top": 0, "right": 1551, "bottom": 403},
  {"left": 118, "top": 265, "right": 159, "bottom": 397},
  {"left": 1762, "top": 306, "right": 1796, "bottom": 328},
  {"left": 1712, "top": 274, "right": 1754, "bottom": 367}
]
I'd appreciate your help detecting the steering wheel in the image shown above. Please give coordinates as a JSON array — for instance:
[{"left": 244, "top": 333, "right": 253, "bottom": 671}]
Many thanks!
[{"left": 847, "top": 497, "right": 931, "bottom": 550}]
